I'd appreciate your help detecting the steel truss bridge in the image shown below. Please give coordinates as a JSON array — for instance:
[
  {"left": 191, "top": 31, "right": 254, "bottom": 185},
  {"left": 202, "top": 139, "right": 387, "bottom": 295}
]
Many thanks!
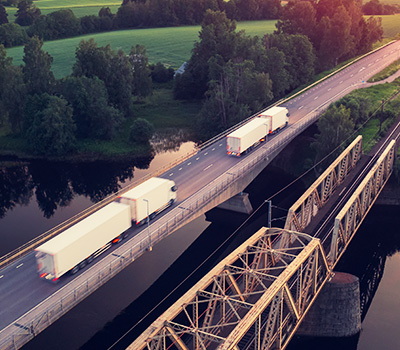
[{"left": 130, "top": 134, "right": 397, "bottom": 350}]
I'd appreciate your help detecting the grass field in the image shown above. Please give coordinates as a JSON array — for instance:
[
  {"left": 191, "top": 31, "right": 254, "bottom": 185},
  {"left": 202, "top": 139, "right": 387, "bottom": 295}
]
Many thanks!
[
  {"left": 5, "top": 0, "right": 121, "bottom": 19},
  {"left": 5, "top": 20, "right": 277, "bottom": 78},
  {"left": 375, "top": 14, "right": 400, "bottom": 38}
]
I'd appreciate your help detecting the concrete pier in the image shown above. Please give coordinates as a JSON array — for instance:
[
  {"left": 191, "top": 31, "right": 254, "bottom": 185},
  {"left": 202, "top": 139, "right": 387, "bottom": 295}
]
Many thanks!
[
  {"left": 217, "top": 192, "right": 253, "bottom": 214},
  {"left": 297, "top": 272, "right": 361, "bottom": 337}
]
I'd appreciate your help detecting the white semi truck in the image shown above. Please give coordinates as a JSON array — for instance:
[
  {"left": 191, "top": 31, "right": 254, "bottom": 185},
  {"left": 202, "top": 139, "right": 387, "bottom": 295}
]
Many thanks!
[
  {"left": 227, "top": 106, "right": 289, "bottom": 156},
  {"left": 35, "top": 177, "right": 177, "bottom": 282},
  {"left": 35, "top": 202, "right": 131, "bottom": 282},
  {"left": 118, "top": 177, "right": 177, "bottom": 225}
]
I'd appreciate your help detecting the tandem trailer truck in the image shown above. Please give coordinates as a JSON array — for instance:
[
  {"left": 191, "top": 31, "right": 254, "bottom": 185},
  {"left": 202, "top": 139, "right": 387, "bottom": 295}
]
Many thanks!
[
  {"left": 35, "top": 202, "right": 132, "bottom": 282},
  {"left": 118, "top": 177, "right": 177, "bottom": 225},
  {"left": 227, "top": 106, "right": 289, "bottom": 156}
]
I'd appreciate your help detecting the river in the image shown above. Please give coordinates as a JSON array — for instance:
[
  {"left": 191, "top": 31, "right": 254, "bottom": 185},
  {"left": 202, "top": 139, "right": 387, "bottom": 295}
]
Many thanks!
[{"left": 0, "top": 136, "right": 399, "bottom": 350}]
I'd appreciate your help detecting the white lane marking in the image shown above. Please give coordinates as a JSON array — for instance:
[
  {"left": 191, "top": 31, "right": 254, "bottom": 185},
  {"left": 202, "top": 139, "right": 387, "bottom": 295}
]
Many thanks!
[
  {"left": 0, "top": 275, "right": 3, "bottom": 279},
  {"left": 196, "top": 157, "right": 200, "bottom": 161},
  {"left": 359, "top": 67, "right": 366, "bottom": 72},
  {"left": 187, "top": 162, "right": 191, "bottom": 166},
  {"left": 203, "top": 164, "right": 213, "bottom": 171},
  {"left": 204, "top": 152, "right": 208, "bottom": 156},
  {"left": 328, "top": 88, "right": 332, "bottom": 91},
  {"left": 16, "top": 263, "right": 23, "bottom": 269},
  {"left": 351, "top": 74, "right": 353, "bottom": 77},
  {"left": 314, "top": 96, "right": 319, "bottom": 100},
  {"left": 298, "top": 106, "right": 304, "bottom": 110},
  {"left": 339, "top": 80, "right": 343, "bottom": 84},
  {"left": 169, "top": 173, "right": 173, "bottom": 177},
  {"left": 219, "top": 143, "right": 223, "bottom": 146},
  {"left": 212, "top": 148, "right": 215, "bottom": 151},
  {"left": 384, "top": 54, "right": 387, "bottom": 57},
  {"left": 179, "top": 168, "right": 182, "bottom": 171}
]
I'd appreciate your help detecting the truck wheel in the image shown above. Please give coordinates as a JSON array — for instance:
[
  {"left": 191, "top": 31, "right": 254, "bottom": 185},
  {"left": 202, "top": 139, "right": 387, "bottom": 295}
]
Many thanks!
[
  {"left": 71, "top": 265, "right": 79, "bottom": 275},
  {"left": 168, "top": 199, "right": 174, "bottom": 206},
  {"left": 79, "top": 261, "right": 87, "bottom": 269},
  {"left": 87, "top": 255, "right": 94, "bottom": 264},
  {"left": 150, "top": 213, "right": 156, "bottom": 220}
]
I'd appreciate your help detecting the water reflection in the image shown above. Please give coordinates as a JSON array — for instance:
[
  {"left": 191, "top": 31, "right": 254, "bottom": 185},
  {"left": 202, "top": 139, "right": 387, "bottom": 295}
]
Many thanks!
[
  {"left": 0, "top": 153, "right": 154, "bottom": 219},
  {"left": 151, "top": 128, "right": 194, "bottom": 153},
  {"left": 0, "top": 163, "right": 33, "bottom": 218}
]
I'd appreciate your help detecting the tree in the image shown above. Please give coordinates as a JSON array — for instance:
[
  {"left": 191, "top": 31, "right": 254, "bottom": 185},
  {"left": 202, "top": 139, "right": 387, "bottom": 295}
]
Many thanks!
[
  {"left": 15, "top": 0, "right": 41, "bottom": 26},
  {"left": 150, "top": 62, "right": 174, "bottom": 83},
  {"left": 263, "top": 47, "right": 290, "bottom": 98},
  {"left": 198, "top": 58, "right": 273, "bottom": 137},
  {"left": 99, "top": 7, "right": 113, "bottom": 18},
  {"left": 275, "top": 1, "right": 317, "bottom": 41},
  {"left": 129, "top": 118, "right": 154, "bottom": 144},
  {"left": 58, "top": 76, "right": 123, "bottom": 140},
  {"left": 264, "top": 33, "right": 315, "bottom": 90},
  {"left": 174, "top": 10, "right": 239, "bottom": 99},
  {"left": 0, "top": 44, "right": 26, "bottom": 132},
  {"left": 129, "top": 44, "right": 152, "bottom": 100},
  {"left": 28, "top": 9, "right": 81, "bottom": 40},
  {"left": 23, "top": 93, "right": 77, "bottom": 156},
  {"left": 22, "top": 36, "right": 55, "bottom": 95},
  {"left": 0, "top": 22, "right": 28, "bottom": 47},
  {"left": 73, "top": 39, "right": 135, "bottom": 116},
  {"left": 0, "top": 4, "right": 8, "bottom": 25},
  {"left": 312, "top": 104, "right": 354, "bottom": 161}
]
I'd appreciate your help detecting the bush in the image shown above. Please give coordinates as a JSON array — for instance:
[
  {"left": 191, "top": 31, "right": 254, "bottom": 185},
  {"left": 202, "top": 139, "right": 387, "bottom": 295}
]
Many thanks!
[
  {"left": 0, "top": 23, "right": 28, "bottom": 47},
  {"left": 150, "top": 62, "right": 175, "bottom": 83},
  {"left": 129, "top": 118, "right": 154, "bottom": 144}
]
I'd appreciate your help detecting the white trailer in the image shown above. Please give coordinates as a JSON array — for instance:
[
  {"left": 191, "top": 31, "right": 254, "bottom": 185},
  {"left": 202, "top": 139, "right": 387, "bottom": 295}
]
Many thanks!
[
  {"left": 227, "top": 118, "right": 269, "bottom": 156},
  {"left": 119, "top": 177, "right": 177, "bottom": 225},
  {"left": 258, "top": 106, "right": 289, "bottom": 133},
  {"left": 35, "top": 202, "right": 132, "bottom": 282}
]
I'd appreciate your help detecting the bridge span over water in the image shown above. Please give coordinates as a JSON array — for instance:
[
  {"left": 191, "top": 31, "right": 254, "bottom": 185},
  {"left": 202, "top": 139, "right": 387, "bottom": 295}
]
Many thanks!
[
  {"left": 129, "top": 130, "right": 398, "bottom": 350},
  {"left": 1, "top": 41, "right": 400, "bottom": 350}
]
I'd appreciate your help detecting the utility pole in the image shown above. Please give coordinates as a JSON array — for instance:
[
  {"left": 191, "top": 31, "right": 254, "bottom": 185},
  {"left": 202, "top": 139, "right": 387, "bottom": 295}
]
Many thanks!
[{"left": 267, "top": 200, "right": 272, "bottom": 228}]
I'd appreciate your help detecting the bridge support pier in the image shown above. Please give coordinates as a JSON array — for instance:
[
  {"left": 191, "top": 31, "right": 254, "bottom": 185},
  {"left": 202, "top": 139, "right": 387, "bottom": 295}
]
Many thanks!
[
  {"left": 217, "top": 192, "right": 253, "bottom": 214},
  {"left": 297, "top": 272, "right": 361, "bottom": 337}
]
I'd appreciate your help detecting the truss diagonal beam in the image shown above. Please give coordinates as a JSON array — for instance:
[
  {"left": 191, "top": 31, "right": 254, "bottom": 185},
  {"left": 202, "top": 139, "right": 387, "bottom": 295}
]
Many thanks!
[
  {"left": 330, "top": 140, "right": 395, "bottom": 264},
  {"left": 284, "top": 135, "right": 362, "bottom": 233}
]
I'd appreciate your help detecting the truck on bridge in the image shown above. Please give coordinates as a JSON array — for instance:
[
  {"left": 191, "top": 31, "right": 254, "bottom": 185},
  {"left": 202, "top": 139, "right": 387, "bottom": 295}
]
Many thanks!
[
  {"left": 226, "top": 106, "right": 289, "bottom": 156},
  {"left": 35, "top": 178, "right": 177, "bottom": 282}
]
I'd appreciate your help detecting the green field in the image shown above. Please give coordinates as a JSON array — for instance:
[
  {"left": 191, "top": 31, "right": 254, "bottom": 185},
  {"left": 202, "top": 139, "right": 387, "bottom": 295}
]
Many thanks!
[
  {"left": 5, "top": 0, "right": 121, "bottom": 19},
  {"left": 5, "top": 20, "right": 277, "bottom": 78},
  {"left": 377, "top": 14, "right": 400, "bottom": 38}
]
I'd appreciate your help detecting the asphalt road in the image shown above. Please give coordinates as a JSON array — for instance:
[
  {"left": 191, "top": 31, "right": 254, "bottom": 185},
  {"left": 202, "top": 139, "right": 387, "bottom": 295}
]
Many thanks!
[{"left": 1, "top": 40, "right": 400, "bottom": 343}]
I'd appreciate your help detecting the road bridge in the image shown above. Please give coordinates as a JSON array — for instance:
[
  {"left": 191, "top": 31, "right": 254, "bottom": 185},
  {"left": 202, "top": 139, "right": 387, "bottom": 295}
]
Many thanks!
[
  {"left": 1, "top": 40, "right": 400, "bottom": 350},
  {"left": 129, "top": 132, "right": 397, "bottom": 350}
]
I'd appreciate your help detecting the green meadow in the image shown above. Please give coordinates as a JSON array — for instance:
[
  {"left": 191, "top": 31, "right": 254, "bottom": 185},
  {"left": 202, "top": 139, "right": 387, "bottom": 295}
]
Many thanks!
[
  {"left": 6, "top": 0, "right": 120, "bottom": 19},
  {"left": 5, "top": 21, "right": 277, "bottom": 78},
  {"left": 377, "top": 14, "right": 400, "bottom": 38}
]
